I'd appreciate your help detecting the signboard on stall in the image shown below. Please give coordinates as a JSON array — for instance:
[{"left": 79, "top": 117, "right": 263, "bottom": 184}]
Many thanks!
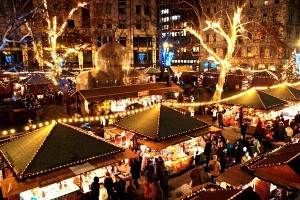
[{"left": 138, "top": 90, "right": 149, "bottom": 97}]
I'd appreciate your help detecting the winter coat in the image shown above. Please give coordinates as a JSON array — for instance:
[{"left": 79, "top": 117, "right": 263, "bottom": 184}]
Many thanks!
[
  {"left": 190, "top": 166, "right": 204, "bottom": 187},
  {"left": 208, "top": 158, "right": 221, "bottom": 177}
]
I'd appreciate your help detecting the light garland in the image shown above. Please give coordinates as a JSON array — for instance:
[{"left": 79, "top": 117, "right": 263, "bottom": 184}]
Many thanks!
[{"left": 0, "top": 121, "right": 125, "bottom": 180}]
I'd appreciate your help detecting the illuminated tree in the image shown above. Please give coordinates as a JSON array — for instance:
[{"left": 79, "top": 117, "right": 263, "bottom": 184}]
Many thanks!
[
  {"left": 26, "top": 0, "right": 88, "bottom": 77},
  {"left": 281, "top": 49, "right": 299, "bottom": 82},
  {"left": 0, "top": 0, "right": 42, "bottom": 51},
  {"left": 178, "top": 0, "right": 250, "bottom": 101}
]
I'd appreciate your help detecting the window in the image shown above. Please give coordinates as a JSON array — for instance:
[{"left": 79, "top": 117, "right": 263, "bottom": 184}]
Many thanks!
[
  {"left": 145, "top": 5, "right": 150, "bottom": 15},
  {"left": 192, "top": 46, "right": 200, "bottom": 52},
  {"left": 67, "top": 20, "right": 75, "bottom": 28},
  {"left": 248, "top": 32, "right": 252, "bottom": 40},
  {"left": 206, "top": 7, "right": 210, "bottom": 14},
  {"left": 273, "top": 13, "right": 279, "bottom": 22},
  {"left": 136, "top": 5, "right": 141, "bottom": 15},
  {"left": 119, "top": 20, "right": 126, "bottom": 29},
  {"left": 107, "top": 23, "right": 112, "bottom": 29},
  {"left": 260, "top": 47, "right": 265, "bottom": 58},
  {"left": 264, "top": 0, "right": 268, "bottom": 5},
  {"left": 206, "top": 34, "right": 209, "bottom": 42},
  {"left": 97, "top": 37, "right": 102, "bottom": 47},
  {"left": 289, "top": 12, "right": 293, "bottom": 23},
  {"left": 97, "top": 3, "right": 103, "bottom": 14},
  {"left": 136, "top": 20, "right": 141, "bottom": 29},
  {"left": 262, "top": 13, "right": 267, "bottom": 23},
  {"left": 213, "top": 34, "right": 216, "bottom": 42},
  {"left": 274, "top": 0, "right": 279, "bottom": 4},
  {"left": 119, "top": 37, "right": 126, "bottom": 47},
  {"left": 250, "top": 0, "right": 253, "bottom": 7},
  {"left": 119, "top": 7, "right": 126, "bottom": 15},
  {"left": 106, "top": 3, "right": 112, "bottom": 14},
  {"left": 237, "top": 48, "right": 241, "bottom": 57},
  {"left": 247, "top": 47, "right": 252, "bottom": 57}
]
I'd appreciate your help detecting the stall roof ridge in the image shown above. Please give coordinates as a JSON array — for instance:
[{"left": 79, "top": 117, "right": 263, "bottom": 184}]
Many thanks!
[
  {"left": 71, "top": 82, "right": 181, "bottom": 97},
  {"left": 241, "top": 143, "right": 300, "bottom": 190},
  {"left": 0, "top": 122, "right": 124, "bottom": 180},
  {"left": 263, "top": 84, "right": 300, "bottom": 100},
  {"left": 221, "top": 88, "right": 286, "bottom": 109},
  {"left": 113, "top": 105, "right": 209, "bottom": 141}
]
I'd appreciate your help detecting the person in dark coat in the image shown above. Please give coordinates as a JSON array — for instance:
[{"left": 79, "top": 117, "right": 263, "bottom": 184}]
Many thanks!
[
  {"left": 104, "top": 172, "right": 114, "bottom": 199},
  {"left": 190, "top": 164, "right": 205, "bottom": 187},
  {"left": 241, "top": 120, "right": 248, "bottom": 140},
  {"left": 217, "top": 111, "right": 224, "bottom": 129},
  {"left": 90, "top": 176, "right": 100, "bottom": 200},
  {"left": 204, "top": 139, "right": 212, "bottom": 171},
  {"left": 130, "top": 158, "right": 141, "bottom": 190},
  {"left": 114, "top": 176, "right": 125, "bottom": 200},
  {"left": 160, "top": 171, "right": 169, "bottom": 198}
]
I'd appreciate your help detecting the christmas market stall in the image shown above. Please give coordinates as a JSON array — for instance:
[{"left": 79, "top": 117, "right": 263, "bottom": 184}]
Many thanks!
[
  {"left": 202, "top": 68, "right": 248, "bottom": 90},
  {"left": 18, "top": 73, "right": 53, "bottom": 96},
  {"left": 177, "top": 184, "right": 261, "bottom": 200},
  {"left": 250, "top": 70, "right": 278, "bottom": 87},
  {"left": 70, "top": 82, "right": 183, "bottom": 117},
  {"left": 113, "top": 104, "right": 211, "bottom": 175},
  {"left": 217, "top": 142, "right": 300, "bottom": 199},
  {"left": 263, "top": 83, "right": 300, "bottom": 102},
  {"left": 142, "top": 67, "right": 161, "bottom": 83},
  {"left": 0, "top": 122, "right": 136, "bottom": 199},
  {"left": 220, "top": 88, "right": 287, "bottom": 133}
]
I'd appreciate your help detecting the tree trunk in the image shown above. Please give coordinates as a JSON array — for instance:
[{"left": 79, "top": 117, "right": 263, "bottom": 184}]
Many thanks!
[{"left": 211, "top": 64, "right": 229, "bottom": 101}]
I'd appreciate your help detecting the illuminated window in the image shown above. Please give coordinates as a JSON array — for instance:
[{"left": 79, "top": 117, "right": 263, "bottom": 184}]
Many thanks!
[{"left": 264, "top": 0, "right": 268, "bottom": 5}]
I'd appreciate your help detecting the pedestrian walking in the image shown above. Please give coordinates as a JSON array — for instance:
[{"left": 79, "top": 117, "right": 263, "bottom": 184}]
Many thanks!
[
  {"left": 90, "top": 176, "right": 100, "bottom": 200},
  {"left": 130, "top": 158, "right": 141, "bottom": 190},
  {"left": 104, "top": 172, "right": 114, "bottom": 199}
]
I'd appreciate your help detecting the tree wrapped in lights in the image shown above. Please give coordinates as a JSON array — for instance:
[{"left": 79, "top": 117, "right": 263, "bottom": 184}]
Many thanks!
[
  {"left": 0, "top": 0, "right": 43, "bottom": 51},
  {"left": 281, "top": 49, "right": 299, "bottom": 82},
  {"left": 179, "top": 0, "right": 250, "bottom": 101},
  {"left": 26, "top": 0, "right": 88, "bottom": 78}
]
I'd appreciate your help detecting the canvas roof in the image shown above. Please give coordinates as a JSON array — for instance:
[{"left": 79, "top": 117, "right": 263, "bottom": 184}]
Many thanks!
[
  {"left": 19, "top": 74, "right": 52, "bottom": 85},
  {"left": 221, "top": 88, "right": 287, "bottom": 109},
  {"left": 170, "top": 66, "right": 195, "bottom": 73},
  {"left": 113, "top": 105, "right": 209, "bottom": 141},
  {"left": 252, "top": 70, "right": 278, "bottom": 79},
  {"left": 242, "top": 143, "right": 300, "bottom": 191},
  {"left": 263, "top": 84, "right": 300, "bottom": 101},
  {"left": 70, "top": 82, "right": 183, "bottom": 102},
  {"left": 0, "top": 122, "right": 124, "bottom": 180},
  {"left": 142, "top": 67, "right": 161, "bottom": 74}
]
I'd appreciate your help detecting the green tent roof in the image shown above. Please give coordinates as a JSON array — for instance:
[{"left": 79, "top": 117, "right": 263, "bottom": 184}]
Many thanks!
[
  {"left": 114, "top": 105, "right": 209, "bottom": 141},
  {"left": 264, "top": 84, "right": 300, "bottom": 101},
  {"left": 222, "top": 88, "right": 286, "bottom": 109},
  {"left": 0, "top": 123, "right": 123, "bottom": 180},
  {"left": 142, "top": 67, "right": 161, "bottom": 74}
]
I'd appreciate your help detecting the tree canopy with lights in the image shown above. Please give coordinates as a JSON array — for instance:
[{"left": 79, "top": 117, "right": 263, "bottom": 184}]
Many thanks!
[
  {"left": 26, "top": 0, "right": 88, "bottom": 77},
  {"left": 0, "top": 0, "right": 42, "bottom": 51},
  {"left": 179, "top": 0, "right": 285, "bottom": 101}
]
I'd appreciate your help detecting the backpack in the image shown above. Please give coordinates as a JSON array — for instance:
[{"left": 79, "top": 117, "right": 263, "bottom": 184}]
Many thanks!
[{"left": 209, "top": 161, "right": 216, "bottom": 171}]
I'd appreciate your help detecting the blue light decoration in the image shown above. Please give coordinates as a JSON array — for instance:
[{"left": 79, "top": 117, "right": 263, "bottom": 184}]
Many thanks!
[
  {"left": 138, "top": 53, "right": 145, "bottom": 64},
  {"left": 211, "top": 62, "right": 217, "bottom": 68},
  {"left": 165, "top": 51, "right": 174, "bottom": 66},
  {"left": 296, "top": 52, "right": 300, "bottom": 74}
]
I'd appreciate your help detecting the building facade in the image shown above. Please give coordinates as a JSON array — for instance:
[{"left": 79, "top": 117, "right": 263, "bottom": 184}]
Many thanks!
[
  {"left": 0, "top": 0, "right": 158, "bottom": 71},
  {"left": 158, "top": 0, "right": 300, "bottom": 73}
]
